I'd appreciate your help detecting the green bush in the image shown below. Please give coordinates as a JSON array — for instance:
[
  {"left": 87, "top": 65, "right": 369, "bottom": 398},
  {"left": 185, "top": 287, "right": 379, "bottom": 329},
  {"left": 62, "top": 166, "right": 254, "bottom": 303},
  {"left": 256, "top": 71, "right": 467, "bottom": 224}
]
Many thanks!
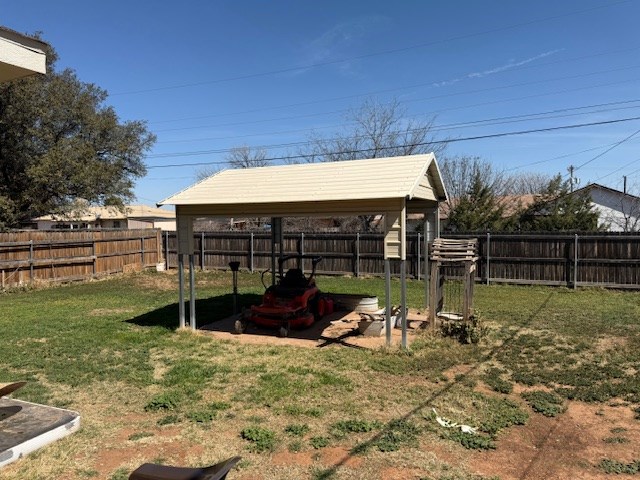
[
  {"left": 521, "top": 391, "right": 566, "bottom": 417},
  {"left": 310, "top": 436, "right": 330, "bottom": 449},
  {"left": 144, "top": 392, "right": 181, "bottom": 411},
  {"left": 241, "top": 426, "right": 276, "bottom": 452},
  {"left": 440, "top": 314, "right": 487, "bottom": 344},
  {"left": 284, "top": 423, "right": 310, "bottom": 437}
]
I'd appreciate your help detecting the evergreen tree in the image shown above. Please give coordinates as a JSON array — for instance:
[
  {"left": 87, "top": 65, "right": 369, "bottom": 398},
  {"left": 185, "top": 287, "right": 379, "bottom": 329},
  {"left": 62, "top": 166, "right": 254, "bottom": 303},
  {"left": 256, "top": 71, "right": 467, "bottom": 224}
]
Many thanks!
[
  {"left": 446, "top": 173, "right": 509, "bottom": 231},
  {"left": 517, "top": 175, "right": 599, "bottom": 231}
]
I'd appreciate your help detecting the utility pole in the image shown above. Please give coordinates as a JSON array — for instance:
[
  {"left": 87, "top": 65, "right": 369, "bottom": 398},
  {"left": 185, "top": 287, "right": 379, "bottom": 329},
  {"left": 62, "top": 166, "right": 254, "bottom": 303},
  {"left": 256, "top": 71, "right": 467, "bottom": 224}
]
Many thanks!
[
  {"left": 567, "top": 165, "right": 579, "bottom": 192},
  {"left": 623, "top": 175, "right": 627, "bottom": 194}
]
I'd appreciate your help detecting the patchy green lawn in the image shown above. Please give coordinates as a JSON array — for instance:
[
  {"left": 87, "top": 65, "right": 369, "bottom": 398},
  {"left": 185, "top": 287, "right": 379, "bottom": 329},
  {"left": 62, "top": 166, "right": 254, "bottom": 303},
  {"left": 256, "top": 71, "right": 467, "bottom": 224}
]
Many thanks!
[{"left": 0, "top": 271, "right": 639, "bottom": 480}]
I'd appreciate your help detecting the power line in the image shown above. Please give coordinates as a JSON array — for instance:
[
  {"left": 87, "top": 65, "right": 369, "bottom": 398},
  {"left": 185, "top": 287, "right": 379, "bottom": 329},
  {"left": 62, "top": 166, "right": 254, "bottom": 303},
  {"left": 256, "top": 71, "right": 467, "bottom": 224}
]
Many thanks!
[
  {"left": 148, "top": 45, "right": 640, "bottom": 125},
  {"left": 149, "top": 101, "right": 640, "bottom": 158},
  {"left": 112, "top": 0, "right": 631, "bottom": 96},
  {"left": 154, "top": 65, "right": 640, "bottom": 133},
  {"left": 145, "top": 115, "right": 640, "bottom": 168},
  {"left": 505, "top": 139, "right": 640, "bottom": 172},
  {"left": 152, "top": 99, "right": 640, "bottom": 149},
  {"left": 595, "top": 157, "right": 640, "bottom": 181},
  {"left": 574, "top": 128, "right": 640, "bottom": 170}
]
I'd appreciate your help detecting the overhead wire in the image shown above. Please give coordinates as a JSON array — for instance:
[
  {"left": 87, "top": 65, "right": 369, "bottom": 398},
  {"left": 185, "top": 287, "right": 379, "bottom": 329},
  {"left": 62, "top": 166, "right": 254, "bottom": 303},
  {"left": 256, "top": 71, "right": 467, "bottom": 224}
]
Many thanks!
[
  {"left": 148, "top": 101, "right": 640, "bottom": 158},
  {"left": 112, "top": 0, "right": 631, "bottom": 96},
  {"left": 151, "top": 66, "right": 640, "bottom": 134},
  {"left": 147, "top": 45, "right": 640, "bottom": 125},
  {"left": 574, "top": 128, "right": 640, "bottom": 170},
  {"left": 145, "top": 115, "right": 640, "bottom": 169}
]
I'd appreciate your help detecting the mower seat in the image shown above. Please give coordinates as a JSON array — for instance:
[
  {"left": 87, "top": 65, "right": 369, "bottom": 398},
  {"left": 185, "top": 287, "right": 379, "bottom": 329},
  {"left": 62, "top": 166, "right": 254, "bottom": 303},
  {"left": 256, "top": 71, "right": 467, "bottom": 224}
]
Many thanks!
[
  {"left": 280, "top": 268, "right": 307, "bottom": 289},
  {"left": 129, "top": 456, "right": 241, "bottom": 480}
]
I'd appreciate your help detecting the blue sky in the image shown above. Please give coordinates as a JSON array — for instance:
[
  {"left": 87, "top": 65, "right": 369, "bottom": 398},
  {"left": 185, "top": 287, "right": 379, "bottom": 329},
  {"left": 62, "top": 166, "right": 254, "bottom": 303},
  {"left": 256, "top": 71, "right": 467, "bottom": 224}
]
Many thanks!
[{"left": 4, "top": 0, "right": 640, "bottom": 205}]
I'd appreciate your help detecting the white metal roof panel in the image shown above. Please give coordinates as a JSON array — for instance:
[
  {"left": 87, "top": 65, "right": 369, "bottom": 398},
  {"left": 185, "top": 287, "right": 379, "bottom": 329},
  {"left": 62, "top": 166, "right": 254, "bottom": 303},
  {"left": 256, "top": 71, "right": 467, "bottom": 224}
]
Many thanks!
[{"left": 160, "top": 154, "right": 446, "bottom": 206}]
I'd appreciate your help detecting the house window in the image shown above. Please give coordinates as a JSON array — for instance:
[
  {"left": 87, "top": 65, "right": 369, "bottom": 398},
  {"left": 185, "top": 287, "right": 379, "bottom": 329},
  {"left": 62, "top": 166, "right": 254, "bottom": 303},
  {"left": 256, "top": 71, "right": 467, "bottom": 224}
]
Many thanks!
[{"left": 113, "top": 220, "right": 121, "bottom": 229}]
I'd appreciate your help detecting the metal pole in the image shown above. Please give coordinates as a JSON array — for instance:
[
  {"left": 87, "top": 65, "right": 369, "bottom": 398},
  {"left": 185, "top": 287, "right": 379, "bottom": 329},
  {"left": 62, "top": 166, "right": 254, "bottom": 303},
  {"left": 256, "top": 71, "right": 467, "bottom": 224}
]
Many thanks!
[
  {"left": 300, "top": 232, "right": 305, "bottom": 273},
  {"left": 201, "top": 232, "right": 205, "bottom": 271},
  {"left": 250, "top": 232, "right": 254, "bottom": 273},
  {"left": 355, "top": 232, "right": 360, "bottom": 277},
  {"left": 385, "top": 258, "right": 392, "bottom": 347},
  {"left": 424, "top": 213, "right": 431, "bottom": 309},
  {"left": 417, "top": 233, "right": 421, "bottom": 281},
  {"left": 271, "top": 218, "right": 276, "bottom": 286},
  {"left": 178, "top": 254, "right": 185, "bottom": 328},
  {"left": 189, "top": 254, "right": 196, "bottom": 330},
  {"left": 486, "top": 232, "right": 491, "bottom": 285},
  {"left": 574, "top": 233, "right": 578, "bottom": 290},
  {"left": 400, "top": 259, "right": 407, "bottom": 349}
]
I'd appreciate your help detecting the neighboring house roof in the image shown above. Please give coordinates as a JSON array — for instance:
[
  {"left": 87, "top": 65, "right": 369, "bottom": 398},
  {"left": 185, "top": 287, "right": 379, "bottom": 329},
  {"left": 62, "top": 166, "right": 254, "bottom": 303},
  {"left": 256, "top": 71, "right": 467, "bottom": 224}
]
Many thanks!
[
  {"left": 572, "top": 183, "right": 640, "bottom": 201},
  {"left": 159, "top": 154, "right": 447, "bottom": 217},
  {"left": 0, "top": 26, "right": 48, "bottom": 82},
  {"left": 33, "top": 205, "right": 175, "bottom": 222},
  {"left": 439, "top": 194, "right": 538, "bottom": 219}
]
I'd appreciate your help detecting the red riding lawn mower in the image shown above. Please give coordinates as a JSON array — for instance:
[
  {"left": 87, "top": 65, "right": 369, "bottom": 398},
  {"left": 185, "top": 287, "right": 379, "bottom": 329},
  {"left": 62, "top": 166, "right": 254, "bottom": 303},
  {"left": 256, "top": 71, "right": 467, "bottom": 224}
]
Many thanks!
[{"left": 235, "top": 255, "right": 333, "bottom": 337}]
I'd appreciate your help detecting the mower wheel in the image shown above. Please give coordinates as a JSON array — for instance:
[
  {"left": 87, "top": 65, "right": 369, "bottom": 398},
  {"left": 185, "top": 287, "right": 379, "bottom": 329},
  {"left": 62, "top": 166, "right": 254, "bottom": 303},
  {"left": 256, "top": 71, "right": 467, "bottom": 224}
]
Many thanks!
[{"left": 279, "top": 326, "right": 289, "bottom": 338}]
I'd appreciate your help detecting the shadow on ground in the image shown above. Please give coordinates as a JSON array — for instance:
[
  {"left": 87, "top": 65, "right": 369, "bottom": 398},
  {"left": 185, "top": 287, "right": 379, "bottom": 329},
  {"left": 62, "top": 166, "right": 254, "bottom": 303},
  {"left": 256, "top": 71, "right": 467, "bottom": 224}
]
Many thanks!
[{"left": 126, "top": 293, "right": 262, "bottom": 330}]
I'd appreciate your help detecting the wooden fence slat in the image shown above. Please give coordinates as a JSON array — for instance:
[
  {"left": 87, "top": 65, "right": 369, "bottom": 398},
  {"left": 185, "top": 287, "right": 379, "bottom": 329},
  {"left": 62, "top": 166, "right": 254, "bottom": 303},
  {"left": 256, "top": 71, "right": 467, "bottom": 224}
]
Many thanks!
[
  {"left": 159, "top": 231, "right": 640, "bottom": 290},
  {"left": 0, "top": 229, "right": 162, "bottom": 288}
]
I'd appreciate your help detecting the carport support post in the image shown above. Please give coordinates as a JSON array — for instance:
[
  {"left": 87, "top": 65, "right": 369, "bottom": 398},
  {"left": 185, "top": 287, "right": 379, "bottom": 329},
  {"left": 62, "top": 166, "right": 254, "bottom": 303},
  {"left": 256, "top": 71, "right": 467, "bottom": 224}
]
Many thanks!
[
  {"left": 189, "top": 254, "right": 196, "bottom": 330},
  {"left": 400, "top": 259, "right": 407, "bottom": 349},
  {"left": 385, "top": 258, "right": 392, "bottom": 347},
  {"left": 178, "top": 254, "right": 185, "bottom": 328}
]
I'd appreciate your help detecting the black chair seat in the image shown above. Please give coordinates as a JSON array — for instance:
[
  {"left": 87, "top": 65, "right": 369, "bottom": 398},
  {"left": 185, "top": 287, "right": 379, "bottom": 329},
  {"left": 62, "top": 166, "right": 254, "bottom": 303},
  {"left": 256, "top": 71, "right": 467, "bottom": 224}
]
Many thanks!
[{"left": 129, "top": 456, "right": 241, "bottom": 480}]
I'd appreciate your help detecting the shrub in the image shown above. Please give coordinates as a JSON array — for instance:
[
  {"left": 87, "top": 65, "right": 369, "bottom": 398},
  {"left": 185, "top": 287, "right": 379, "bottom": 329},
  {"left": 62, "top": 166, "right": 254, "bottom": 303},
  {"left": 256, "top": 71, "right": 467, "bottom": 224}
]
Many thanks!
[
  {"left": 241, "top": 426, "right": 276, "bottom": 452},
  {"left": 440, "top": 314, "right": 487, "bottom": 344},
  {"left": 144, "top": 392, "right": 180, "bottom": 411},
  {"left": 521, "top": 391, "right": 566, "bottom": 417}
]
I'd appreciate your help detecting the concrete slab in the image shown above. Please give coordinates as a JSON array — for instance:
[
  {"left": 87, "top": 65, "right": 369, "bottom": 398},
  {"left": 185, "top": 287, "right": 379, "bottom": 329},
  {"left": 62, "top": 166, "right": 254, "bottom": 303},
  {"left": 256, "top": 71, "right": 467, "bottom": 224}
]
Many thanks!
[{"left": 200, "top": 309, "right": 430, "bottom": 349}]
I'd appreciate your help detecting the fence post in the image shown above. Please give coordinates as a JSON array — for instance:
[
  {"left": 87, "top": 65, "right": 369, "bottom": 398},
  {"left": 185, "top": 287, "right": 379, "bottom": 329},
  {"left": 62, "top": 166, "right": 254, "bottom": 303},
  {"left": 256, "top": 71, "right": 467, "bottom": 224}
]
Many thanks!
[
  {"left": 29, "top": 240, "right": 34, "bottom": 284},
  {"left": 165, "top": 230, "right": 170, "bottom": 269},
  {"left": 92, "top": 238, "right": 97, "bottom": 276},
  {"left": 250, "top": 232, "right": 254, "bottom": 273},
  {"left": 201, "top": 232, "right": 205, "bottom": 271},
  {"left": 574, "top": 234, "right": 579, "bottom": 290},
  {"left": 140, "top": 237, "right": 145, "bottom": 267},
  {"left": 355, "top": 233, "right": 360, "bottom": 277},
  {"left": 417, "top": 233, "right": 421, "bottom": 281},
  {"left": 486, "top": 232, "right": 491, "bottom": 285}
]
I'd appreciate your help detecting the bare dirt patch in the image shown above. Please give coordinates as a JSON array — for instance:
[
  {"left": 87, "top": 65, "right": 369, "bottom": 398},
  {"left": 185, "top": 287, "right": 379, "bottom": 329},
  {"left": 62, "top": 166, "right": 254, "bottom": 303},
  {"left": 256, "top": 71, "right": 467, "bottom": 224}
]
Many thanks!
[
  {"left": 469, "top": 401, "right": 640, "bottom": 480},
  {"left": 201, "top": 309, "right": 429, "bottom": 349}
]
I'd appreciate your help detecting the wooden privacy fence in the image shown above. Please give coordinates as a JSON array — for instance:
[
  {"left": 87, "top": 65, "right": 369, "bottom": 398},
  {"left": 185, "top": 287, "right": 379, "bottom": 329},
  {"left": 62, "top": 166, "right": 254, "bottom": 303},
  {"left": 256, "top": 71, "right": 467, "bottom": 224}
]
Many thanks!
[
  {"left": 0, "top": 229, "right": 163, "bottom": 288},
  {"left": 162, "top": 231, "right": 640, "bottom": 289}
]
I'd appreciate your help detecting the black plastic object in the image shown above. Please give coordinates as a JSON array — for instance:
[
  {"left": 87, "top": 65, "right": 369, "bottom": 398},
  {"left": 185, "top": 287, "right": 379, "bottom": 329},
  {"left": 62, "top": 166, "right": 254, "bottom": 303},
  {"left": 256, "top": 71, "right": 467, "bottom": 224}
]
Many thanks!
[{"left": 129, "top": 456, "right": 242, "bottom": 480}]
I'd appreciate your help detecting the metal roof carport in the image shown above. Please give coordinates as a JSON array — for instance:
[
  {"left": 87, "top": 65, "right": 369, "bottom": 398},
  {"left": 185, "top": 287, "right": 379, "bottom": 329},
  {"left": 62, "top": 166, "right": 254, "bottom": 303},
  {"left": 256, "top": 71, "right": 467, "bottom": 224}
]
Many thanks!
[{"left": 159, "top": 153, "right": 447, "bottom": 348}]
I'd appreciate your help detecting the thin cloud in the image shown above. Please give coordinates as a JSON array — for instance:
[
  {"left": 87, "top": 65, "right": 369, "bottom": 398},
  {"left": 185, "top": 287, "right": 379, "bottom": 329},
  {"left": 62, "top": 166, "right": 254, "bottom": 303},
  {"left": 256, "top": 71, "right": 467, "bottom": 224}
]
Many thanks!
[
  {"left": 434, "top": 49, "right": 564, "bottom": 87},
  {"left": 293, "top": 15, "right": 390, "bottom": 76}
]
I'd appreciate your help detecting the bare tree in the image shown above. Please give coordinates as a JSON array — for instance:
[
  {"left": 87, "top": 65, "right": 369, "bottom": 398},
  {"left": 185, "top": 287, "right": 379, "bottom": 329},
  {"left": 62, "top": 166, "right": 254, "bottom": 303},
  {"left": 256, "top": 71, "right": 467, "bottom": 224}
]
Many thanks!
[
  {"left": 194, "top": 165, "right": 219, "bottom": 182},
  {"left": 301, "top": 97, "right": 444, "bottom": 163},
  {"left": 600, "top": 183, "right": 640, "bottom": 232},
  {"left": 508, "top": 172, "right": 554, "bottom": 195},
  {"left": 227, "top": 145, "right": 268, "bottom": 169},
  {"left": 439, "top": 156, "right": 509, "bottom": 201}
]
